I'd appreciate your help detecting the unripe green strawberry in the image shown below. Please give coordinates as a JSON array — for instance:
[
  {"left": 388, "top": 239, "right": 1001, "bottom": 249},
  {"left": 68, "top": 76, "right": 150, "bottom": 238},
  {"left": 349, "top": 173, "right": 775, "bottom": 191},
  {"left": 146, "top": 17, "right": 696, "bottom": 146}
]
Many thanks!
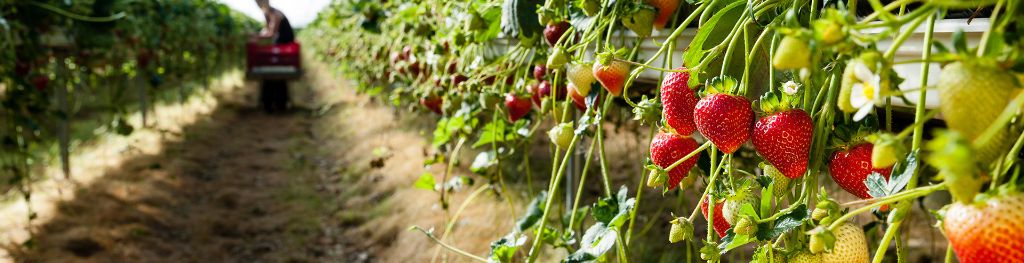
[
  {"left": 578, "top": 0, "right": 600, "bottom": 16},
  {"left": 937, "top": 61, "right": 1022, "bottom": 164},
  {"left": 621, "top": 5, "right": 656, "bottom": 37},
  {"left": 547, "top": 47, "right": 570, "bottom": 68},
  {"left": 567, "top": 62, "right": 595, "bottom": 94},
  {"left": 789, "top": 251, "right": 823, "bottom": 263},
  {"left": 723, "top": 189, "right": 758, "bottom": 225},
  {"left": 944, "top": 191, "right": 1024, "bottom": 263},
  {"left": 823, "top": 223, "right": 869, "bottom": 263},
  {"left": 868, "top": 133, "right": 906, "bottom": 169},
  {"left": 548, "top": 122, "right": 574, "bottom": 149},
  {"left": 773, "top": 36, "right": 811, "bottom": 70},
  {"left": 668, "top": 217, "right": 694, "bottom": 243},
  {"left": 733, "top": 217, "right": 757, "bottom": 235},
  {"left": 761, "top": 163, "right": 791, "bottom": 197}
]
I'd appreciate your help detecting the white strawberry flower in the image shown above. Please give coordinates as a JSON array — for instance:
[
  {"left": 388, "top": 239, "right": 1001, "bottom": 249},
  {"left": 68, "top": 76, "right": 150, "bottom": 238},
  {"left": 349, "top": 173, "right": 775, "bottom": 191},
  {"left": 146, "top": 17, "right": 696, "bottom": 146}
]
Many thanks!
[
  {"left": 782, "top": 81, "right": 800, "bottom": 95},
  {"left": 849, "top": 62, "right": 882, "bottom": 121}
]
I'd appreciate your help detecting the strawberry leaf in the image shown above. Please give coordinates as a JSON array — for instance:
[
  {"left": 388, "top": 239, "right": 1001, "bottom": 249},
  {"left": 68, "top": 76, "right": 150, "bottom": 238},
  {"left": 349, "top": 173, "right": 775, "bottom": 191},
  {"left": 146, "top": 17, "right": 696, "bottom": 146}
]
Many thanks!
[
  {"left": 754, "top": 204, "right": 807, "bottom": 241},
  {"left": 865, "top": 172, "right": 889, "bottom": 198},
  {"left": 413, "top": 173, "right": 437, "bottom": 191},
  {"left": 886, "top": 151, "right": 917, "bottom": 195},
  {"left": 517, "top": 191, "right": 548, "bottom": 232}
]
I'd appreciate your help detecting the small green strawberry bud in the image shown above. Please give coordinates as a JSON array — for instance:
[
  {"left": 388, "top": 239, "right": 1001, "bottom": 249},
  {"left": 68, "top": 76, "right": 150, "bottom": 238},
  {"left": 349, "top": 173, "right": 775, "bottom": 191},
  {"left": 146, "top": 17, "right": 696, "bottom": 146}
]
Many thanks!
[
  {"left": 926, "top": 130, "right": 983, "bottom": 203},
  {"left": 700, "top": 243, "right": 721, "bottom": 261},
  {"left": 868, "top": 133, "right": 906, "bottom": 169},
  {"left": 773, "top": 36, "right": 811, "bottom": 70},
  {"left": 808, "top": 227, "right": 835, "bottom": 254},
  {"left": 668, "top": 217, "right": 694, "bottom": 243},
  {"left": 621, "top": 6, "right": 656, "bottom": 37},
  {"left": 547, "top": 47, "right": 569, "bottom": 68},
  {"left": 811, "top": 208, "right": 830, "bottom": 222},
  {"left": 578, "top": 0, "right": 600, "bottom": 16},
  {"left": 548, "top": 122, "right": 574, "bottom": 149},
  {"left": 647, "top": 169, "right": 667, "bottom": 188},
  {"left": 631, "top": 96, "right": 661, "bottom": 125},
  {"left": 734, "top": 217, "right": 758, "bottom": 235},
  {"left": 761, "top": 163, "right": 791, "bottom": 197},
  {"left": 678, "top": 172, "right": 698, "bottom": 189}
]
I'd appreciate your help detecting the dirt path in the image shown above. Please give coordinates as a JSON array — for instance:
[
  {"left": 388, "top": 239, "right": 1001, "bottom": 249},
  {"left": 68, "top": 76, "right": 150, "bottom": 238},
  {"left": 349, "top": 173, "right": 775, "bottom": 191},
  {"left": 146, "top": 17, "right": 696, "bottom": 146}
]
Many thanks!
[{"left": 5, "top": 79, "right": 344, "bottom": 262}]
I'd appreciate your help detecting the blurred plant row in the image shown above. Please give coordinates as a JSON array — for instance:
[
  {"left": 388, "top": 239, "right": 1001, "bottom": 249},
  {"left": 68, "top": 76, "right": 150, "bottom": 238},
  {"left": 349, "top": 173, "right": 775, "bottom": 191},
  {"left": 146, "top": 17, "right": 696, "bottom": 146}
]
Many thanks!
[{"left": 0, "top": 0, "right": 259, "bottom": 224}]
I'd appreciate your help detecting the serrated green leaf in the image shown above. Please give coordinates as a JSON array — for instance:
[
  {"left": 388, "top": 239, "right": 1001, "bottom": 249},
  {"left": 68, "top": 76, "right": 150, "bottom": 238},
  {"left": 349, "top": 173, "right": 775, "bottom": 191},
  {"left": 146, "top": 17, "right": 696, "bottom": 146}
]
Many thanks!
[
  {"left": 865, "top": 172, "right": 889, "bottom": 198},
  {"left": 682, "top": 0, "right": 745, "bottom": 70},
  {"left": 887, "top": 151, "right": 917, "bottom": 195},
  {"left": 414, "top": 173, "right": 436, "bottom": 191},
  {"left": 755, "top": 204, "right": 807, "bottom": 240},
  {"left": 517, "top": 191, "right": 548, "bottom": 232}
]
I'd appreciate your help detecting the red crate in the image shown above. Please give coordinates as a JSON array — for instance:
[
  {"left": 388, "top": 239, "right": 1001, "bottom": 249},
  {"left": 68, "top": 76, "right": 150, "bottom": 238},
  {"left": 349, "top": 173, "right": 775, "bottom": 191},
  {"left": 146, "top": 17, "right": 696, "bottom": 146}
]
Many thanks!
[{"left": 246, "top": 42, "right": 302, "bottom": 80}]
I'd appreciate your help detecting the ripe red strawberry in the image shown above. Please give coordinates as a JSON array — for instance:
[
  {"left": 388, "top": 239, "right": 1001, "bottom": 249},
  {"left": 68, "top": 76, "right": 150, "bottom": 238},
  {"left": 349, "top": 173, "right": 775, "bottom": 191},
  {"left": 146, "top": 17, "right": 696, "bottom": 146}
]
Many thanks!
[
  {"left": 32, "top": 75, "right": 49, "bottom": 91},
  {"left": 569, "top": 83, "right": 601, "bottom": 111},
  {"left": 593, "top": 59, "right": 630, "bottom": 97},
  {"left": 538, "top": 80, "right": 566, "bottom": 100},
  {"left": 447, "top": 61, "right": 458, "bottom": 74},
  {"left": 648, "top": 0, "right": 680, "bottom": 29},
  {"left": 451, "top": 74, "right": 468, "bottom": 87},
  {"left": 828, "top": 143, "right": 894, "bottom": 199},
  {"left": 505, "top": 93, "right": 532, "bottom": 122},
  {"left": 694, "top": 94, "right": 753, "bottom": 154},
  {"left": 534, "top": 64, "right": 547, "bottom": 80},
  {"left": 544, "top": 21, "right": 571, "bottom": 47},
  {"left": 660, "top": 68, "right": 699, "bottom": 135},
  {"left": 528, "top": 82, "right": 543, "bottom": 106},
  {"left": 944, "top": 192, "right": 1024, "bottom": 263},
  {"left": 753, "top": 109, "right": 813, "bottom": 179},
  {"left": 650, "top": 132, "right": 701, "bottom": 189},
  {"left": 420, "top": 96, "right": 443, "bottom": 115},
  {"left": 701, "top": 197, "right": 731, "bottom": 238}
]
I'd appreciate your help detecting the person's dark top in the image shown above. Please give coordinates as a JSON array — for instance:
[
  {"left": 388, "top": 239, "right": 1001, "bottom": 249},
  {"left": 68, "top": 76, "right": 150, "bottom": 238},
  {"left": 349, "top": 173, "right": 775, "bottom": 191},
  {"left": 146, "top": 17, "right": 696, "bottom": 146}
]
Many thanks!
[{"left": 269, "top": 9, "right": 294, "bottom": 44}]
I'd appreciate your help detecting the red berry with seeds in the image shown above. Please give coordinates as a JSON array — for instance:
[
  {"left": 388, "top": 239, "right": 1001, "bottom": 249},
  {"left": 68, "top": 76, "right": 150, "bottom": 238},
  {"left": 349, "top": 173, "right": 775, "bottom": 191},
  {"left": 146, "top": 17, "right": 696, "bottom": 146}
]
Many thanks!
[
  {"left": 694, "top": 94, "right": 753, "bottom": 154},
  {"left": 660, "top": 68, "right": 698, "bottom": 135},
  {"left": 828, "top": 143, "right": 894, "bottom": 199},
  {"left": 650, "top": 132, "right": 701, "bottom": 189},
  {"left": 505, "top": 93, "right": 532, "bottom": 122},
  {"left": 753, "top": 109, "right": 813, "bottom": 179}
]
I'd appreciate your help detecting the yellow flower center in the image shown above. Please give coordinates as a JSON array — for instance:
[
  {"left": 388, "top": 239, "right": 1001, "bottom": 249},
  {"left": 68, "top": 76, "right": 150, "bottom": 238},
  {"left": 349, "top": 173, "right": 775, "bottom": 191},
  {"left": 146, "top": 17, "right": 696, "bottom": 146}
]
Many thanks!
[{"left": 860, "top": 81, "right": 876, "bottom": 100}]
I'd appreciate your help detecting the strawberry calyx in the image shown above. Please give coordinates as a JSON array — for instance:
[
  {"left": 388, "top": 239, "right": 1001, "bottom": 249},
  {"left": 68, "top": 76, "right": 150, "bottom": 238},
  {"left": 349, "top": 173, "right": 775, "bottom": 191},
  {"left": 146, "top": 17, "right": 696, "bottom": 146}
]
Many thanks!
[
  {"left": 757, "top": 83, "right": 801, "bottom": 115},
  {"left": 704, "top": 76, "right": 740, "bottom": 96}
]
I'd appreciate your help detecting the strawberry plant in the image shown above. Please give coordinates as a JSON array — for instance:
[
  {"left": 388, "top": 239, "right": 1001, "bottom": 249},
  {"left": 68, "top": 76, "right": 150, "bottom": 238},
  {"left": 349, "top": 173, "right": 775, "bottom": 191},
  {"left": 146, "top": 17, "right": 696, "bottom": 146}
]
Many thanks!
[{"left": 303, "top": 0, "right": 1024, "bottom": 262}]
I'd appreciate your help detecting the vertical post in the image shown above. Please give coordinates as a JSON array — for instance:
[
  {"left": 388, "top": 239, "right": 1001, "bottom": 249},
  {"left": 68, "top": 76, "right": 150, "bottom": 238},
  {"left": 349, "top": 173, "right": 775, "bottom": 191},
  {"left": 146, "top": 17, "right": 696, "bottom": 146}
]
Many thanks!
[
  {"left": 56, "top": 55, "right": 71, "bottom": 179},
  {"left": 138, "top": 72, "right": 149, "bottom": 127}
]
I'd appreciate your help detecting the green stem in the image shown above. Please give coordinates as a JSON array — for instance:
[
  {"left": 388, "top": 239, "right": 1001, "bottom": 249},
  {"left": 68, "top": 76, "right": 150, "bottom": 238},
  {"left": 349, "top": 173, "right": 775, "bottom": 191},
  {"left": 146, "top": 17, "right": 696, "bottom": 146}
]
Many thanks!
[
  {"left": 567, "top": 137, "right": 600, "bottom": 231},
  {"left": 977, "top": 0, "right": 1005, "bottom": 56},
  {"left": 412, "top": 226, "right": 489, "bottom": 262},
  {"left": 526, "top": 133, "right": 582, "bottom": 262},
  {"left": 830, "top": 183, "right": 946, "bottom": 230}
]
